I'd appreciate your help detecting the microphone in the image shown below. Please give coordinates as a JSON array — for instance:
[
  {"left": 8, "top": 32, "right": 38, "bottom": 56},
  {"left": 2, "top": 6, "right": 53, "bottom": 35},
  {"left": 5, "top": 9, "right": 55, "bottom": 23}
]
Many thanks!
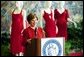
[{"left": 34, "top": 28, "right": 37, "bottom": 38}]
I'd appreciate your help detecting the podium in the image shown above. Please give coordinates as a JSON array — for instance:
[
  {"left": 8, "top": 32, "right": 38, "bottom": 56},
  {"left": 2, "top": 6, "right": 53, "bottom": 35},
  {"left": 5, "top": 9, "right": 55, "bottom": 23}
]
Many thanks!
[
  {"left": 24, "top": 38, "right": 41, "bottom": 56},
  {"left": 24, "top": 38, "right": 64, "bottom": 56}
]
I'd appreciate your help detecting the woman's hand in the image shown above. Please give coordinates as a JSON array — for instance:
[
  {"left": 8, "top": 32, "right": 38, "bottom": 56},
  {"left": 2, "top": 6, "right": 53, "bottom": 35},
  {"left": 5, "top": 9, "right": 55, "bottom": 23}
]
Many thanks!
[{"left": 27, "top": 39, "right": 31, "bottom": 44}]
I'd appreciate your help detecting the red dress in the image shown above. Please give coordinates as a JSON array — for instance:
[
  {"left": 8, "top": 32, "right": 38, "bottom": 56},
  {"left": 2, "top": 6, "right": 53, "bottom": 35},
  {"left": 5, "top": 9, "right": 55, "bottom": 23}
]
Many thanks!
[
  {"left": 54, "top": 9, "right": 69, "bottom": 40},
  {"left": 43, "top": 10, "right": 56, "bottom": 37},
  {"left": 10, "top": 10, "right": 24, "bottom": 55},
  {"left": 23, "top": 26, "right": 45, "bottom": 40}
]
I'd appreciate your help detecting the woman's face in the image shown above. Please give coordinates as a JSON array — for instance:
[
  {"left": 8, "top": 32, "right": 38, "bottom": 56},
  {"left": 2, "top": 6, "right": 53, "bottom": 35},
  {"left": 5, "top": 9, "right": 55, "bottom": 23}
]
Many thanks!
[
  {"left": 30, "top": 17, "right": 38, "bottom": 27},
  {"left": 15, "top": 1, "right": 23, "bottom": 9}
]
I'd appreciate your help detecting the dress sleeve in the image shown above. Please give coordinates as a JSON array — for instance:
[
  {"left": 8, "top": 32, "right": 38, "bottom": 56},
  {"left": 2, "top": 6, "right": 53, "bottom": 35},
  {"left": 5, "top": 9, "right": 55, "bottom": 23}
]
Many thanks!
[
  {"left": 38, "top": 27, "right": 45, "bottom": 38},
  {"left": 23, "top": 29, "right": 29, "bottom": 45},
  {"left": 41, "top": 28, "right": 45, "bottom": 38}
]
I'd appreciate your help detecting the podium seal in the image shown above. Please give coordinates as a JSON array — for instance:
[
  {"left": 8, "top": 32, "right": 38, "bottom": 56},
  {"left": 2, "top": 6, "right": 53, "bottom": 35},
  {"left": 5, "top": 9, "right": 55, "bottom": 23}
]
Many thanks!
[{"left": 42, "top": 39, "right": 62, "bottom": 56}]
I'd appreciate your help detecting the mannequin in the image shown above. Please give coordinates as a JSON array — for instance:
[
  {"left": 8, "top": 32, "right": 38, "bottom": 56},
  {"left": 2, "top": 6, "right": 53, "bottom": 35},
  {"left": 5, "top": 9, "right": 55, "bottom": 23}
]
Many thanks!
[
  {"left": 10, "top": 1, "right": 26, "bottom": 56},
  {"left": 54, "top": 1, "right": 77, "bottom": 40},
  {"left": 41, "top": 1, "right": 58, "bottom": 37}
]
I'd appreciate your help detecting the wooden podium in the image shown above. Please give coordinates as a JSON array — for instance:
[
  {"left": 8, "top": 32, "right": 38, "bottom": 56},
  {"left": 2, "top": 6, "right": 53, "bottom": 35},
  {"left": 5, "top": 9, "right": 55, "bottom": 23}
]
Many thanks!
[
  {"left": 24, "top": 38, "right": 64, "bottom": 56},
  {"left": 24, "top": 38, "right": 41, "bottom": 56}
]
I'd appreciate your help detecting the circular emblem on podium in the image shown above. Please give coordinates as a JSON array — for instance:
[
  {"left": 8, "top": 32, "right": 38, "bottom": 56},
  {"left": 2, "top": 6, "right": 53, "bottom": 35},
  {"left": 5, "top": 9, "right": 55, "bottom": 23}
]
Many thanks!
[{"left": 42, "top": 39, "right": 62, "bottom": 56}]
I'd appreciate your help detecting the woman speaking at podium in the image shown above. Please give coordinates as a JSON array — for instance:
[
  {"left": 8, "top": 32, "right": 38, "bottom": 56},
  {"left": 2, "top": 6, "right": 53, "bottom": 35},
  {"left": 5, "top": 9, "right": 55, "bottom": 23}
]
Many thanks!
[{"left": 23, "top": 13, "right": 45, "bottom": 56}]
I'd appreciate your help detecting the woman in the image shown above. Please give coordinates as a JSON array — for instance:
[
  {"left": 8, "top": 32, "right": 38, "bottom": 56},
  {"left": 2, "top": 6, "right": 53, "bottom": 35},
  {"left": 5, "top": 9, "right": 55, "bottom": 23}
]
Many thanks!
[
  {"left": 23, "top": 13, "right": 45, "bottom": 56},
  {"left": 10, "top": 1, "right": 26, "bottom": 56}
]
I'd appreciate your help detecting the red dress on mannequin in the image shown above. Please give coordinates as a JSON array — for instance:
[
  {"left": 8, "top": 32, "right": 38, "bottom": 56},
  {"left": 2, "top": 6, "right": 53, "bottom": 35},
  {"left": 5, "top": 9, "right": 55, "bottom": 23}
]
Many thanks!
[
  {"left": 43, "top": 10, "right": 56, "bottom": 37},
  {"left": 10, "top": 10, "right": 24, "bottom": 55},
  {"left": 54, "top": 9, "right": 69, "bottom": 40}
]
